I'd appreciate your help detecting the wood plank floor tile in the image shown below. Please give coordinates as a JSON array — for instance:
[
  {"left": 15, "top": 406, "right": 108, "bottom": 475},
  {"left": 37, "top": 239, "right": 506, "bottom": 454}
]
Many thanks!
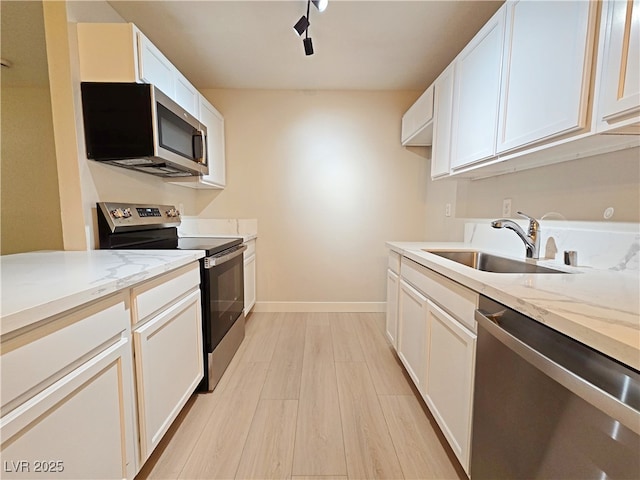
[
  {"left": 241, "top": 312, "right": 285, "bottom": 363},
  {"left": 379, "top": 395, "right": 465, "bottom": 480},
  {"left": 235, "top": 399, "right": 298, "bottom": 479},
  {"left": 356, "top": 314, "right": 413, "bottom": 396},
  {"left": 291, "top": 477, "right": 348, "bottom": 480},
  {"left": 330, "top": 313, "right": 365, "bottom": 362},
  {"left": 303, "top": 320, "right": 334, "bottom": 365},
  {"left": 292, "top": 361, "right": 347, "bottom": 476},
  {"left": 261, "top": 315, "right": 306, "bottom": 399},
  {"left": 178, "top": 363, "right": 269, "bottom": 479},
  {"left": 335, "top": 362, "right": 404, "bottom": 479}
]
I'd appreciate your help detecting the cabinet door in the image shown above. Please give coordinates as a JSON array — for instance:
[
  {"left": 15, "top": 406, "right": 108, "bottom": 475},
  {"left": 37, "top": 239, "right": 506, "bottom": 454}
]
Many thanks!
[
  {"left": 175, "top": 70, "right": 200, "bottom": 118},
  {"left": 244, "top": 252, "right": 256, "bottom": 316},
  {"left": 385, "top": 269, "right": 399, "bottom": 349},
  {"left": 397, "top": 280, "right": 428, "bottom": 393},
  {"left": 199, "top": 96, "right": 226, "bottom": 188},
  {"left": 450, "top": 6, "right": 506, "bottom": 169},
  {"left": 431, "top": 63, "right": 455, "bottom": 178},
  {"left": 133, "top": 289, "right": 203, "bottom": 462},
  {"left": 137, "top": 31, "right": 175, "bottom": 97},
  {"left": 496, "top": 0, "right": 595, "bottom": 153},
  {"left": 0, "top": 337, "right": 137, "bottom": 480},
  {"left": 401, "top": 85, "right": 434, "bottom": 146},
  {"left": 598, "top": 0, "right": 640, "bottom": 127},
  {"left": 424, "top": 300, "right": 476, "bottom": 475}
]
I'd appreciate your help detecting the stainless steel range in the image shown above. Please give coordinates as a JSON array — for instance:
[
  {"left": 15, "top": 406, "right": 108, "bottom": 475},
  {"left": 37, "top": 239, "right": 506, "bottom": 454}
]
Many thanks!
[{"left": 97, "top": 202, "right": 246, "bottom": 391}]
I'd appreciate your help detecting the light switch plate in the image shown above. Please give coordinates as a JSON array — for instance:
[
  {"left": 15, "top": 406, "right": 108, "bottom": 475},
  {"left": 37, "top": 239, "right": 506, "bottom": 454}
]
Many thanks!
[{"left": 502, "top": 198, "right": 512, "bottom": 217}]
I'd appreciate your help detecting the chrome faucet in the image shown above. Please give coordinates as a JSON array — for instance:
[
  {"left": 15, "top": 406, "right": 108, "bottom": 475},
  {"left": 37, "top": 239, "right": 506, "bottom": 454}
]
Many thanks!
[{"left": 491, "top": 211, "right": 540, "bottom": 259}]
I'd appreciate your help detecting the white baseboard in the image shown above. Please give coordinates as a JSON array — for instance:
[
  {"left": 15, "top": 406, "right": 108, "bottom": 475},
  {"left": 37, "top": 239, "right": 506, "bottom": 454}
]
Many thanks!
[{"left": 253, "top": 302, "right": 386, "bottom": 313}]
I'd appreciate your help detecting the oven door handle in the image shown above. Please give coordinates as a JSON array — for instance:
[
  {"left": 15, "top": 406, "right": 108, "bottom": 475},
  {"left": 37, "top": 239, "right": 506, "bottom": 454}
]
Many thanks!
[{"left": 204, "top": 244, "right": 247, "bottom": 268}]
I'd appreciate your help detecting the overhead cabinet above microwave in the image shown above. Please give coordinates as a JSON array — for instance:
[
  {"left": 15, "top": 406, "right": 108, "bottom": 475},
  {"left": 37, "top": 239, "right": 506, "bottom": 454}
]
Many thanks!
[{"left": 77, "top": 23, "right": 226, "bottom": 188}]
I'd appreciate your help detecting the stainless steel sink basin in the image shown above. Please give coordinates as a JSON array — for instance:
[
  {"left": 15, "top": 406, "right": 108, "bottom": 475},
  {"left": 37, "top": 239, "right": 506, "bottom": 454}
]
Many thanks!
[{"left": 423, "top": 250, "right": 569, "bottom": 274}]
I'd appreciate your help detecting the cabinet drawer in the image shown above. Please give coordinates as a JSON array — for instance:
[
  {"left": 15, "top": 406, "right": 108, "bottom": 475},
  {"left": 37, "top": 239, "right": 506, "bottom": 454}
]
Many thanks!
[
  {"left": 388, "top": 250, "right": 401, "bottom": 274},
  {"left": 132, "top": 262, "right": 200, "bottom": 324},
  {"left": 244, "top": 239, "right": 256, "bottom": 257},
  {"left": 1, "top": 293, "right": 129, "bottom": 413},
  {"left": 401, "top": 257, "right": 478, "bottom": 332}
]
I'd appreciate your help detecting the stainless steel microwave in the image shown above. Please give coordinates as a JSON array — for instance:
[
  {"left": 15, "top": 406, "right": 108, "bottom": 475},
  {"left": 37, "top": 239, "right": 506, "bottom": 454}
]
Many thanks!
[{"left": 80, "top": 82, "right": 208, "bottom": 177}]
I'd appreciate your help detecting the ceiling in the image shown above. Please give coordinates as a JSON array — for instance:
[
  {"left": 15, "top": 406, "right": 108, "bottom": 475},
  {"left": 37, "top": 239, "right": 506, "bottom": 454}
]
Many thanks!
[{"left": 106, "top": 0, "right": 502, "bottom": 91}]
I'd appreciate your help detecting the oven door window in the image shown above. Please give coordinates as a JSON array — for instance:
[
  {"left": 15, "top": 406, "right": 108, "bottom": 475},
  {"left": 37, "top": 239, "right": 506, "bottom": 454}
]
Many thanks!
[
  {"left": 203, "top": 253, "right": 244, "bottom": 352},
  {"left": 156, "top": 103, "right": 201, "bottom": 161}
]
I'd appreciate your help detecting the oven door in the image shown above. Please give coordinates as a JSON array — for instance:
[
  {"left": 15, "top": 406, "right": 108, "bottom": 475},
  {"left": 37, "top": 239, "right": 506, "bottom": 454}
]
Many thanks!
[{"left": 201, "top": 245, "right": 246, "bottom": 354}]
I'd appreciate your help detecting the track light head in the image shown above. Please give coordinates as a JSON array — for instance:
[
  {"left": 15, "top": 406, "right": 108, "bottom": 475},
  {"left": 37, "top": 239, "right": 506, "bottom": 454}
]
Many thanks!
[
  {"left": 293, "top": 15, "right": 310, "bottom": 36},
  {"left": 303, "top": 37, "right": 314, "bottom": 56},
  {"left": 312, "top": 0, "right": 328, "bottom": 12}
]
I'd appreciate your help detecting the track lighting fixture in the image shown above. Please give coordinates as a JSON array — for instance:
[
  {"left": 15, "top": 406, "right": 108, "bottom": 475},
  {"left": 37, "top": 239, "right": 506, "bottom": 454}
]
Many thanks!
[
  {"left": 292, "top": 0, "right": 327, "bottom": 56},
  {"left": 312, "top": 0, "right": 328, "bottom": 12},
  {"left": 293, "top": 15, "right": 309, "bottom": 36}
]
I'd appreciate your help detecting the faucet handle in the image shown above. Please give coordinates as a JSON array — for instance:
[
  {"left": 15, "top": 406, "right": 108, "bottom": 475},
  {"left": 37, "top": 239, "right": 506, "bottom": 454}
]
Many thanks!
[{"left": 517, "top": 211, "right": 539, "bottom": 233}]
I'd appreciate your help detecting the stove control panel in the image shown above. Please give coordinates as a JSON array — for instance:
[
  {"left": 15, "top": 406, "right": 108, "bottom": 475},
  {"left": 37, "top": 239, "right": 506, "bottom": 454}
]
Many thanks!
[{"left": 97, "top": 202, "right": 181, "bottom": 233}]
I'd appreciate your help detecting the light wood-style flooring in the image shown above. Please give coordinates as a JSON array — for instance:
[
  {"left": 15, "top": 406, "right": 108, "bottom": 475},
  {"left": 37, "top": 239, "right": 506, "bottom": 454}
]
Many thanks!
[{"left": 136, "top": 312, "right": 466, "bottom": 480}]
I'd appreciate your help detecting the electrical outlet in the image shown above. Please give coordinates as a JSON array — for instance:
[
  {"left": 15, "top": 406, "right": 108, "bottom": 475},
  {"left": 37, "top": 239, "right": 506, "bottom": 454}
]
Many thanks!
[
  {"left": 502, "top": 198, "right": 512, "bottom": 217},
  {"left": 445, "top": 203, "right": 452, "bottom": 217}
]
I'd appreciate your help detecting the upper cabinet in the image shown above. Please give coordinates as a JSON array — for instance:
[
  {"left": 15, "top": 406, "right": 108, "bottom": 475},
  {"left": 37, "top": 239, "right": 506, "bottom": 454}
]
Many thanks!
[
  {"left": 496, "top": 0, "right": 597, "bottom": 153},
  {"left": 78, "top": 23, "right": 199, "bottom": 118},
  {"left": 597, "top": 0, "right": 640, "bottom": 132},
  {"left": 401, "top": 85, "right": 434, "bottom": 146},
  {"left": 77, "top": 23, "right": 225, "bottom": 188},
  {"left": 450, "top": 7, "right": 506, "bottom": 170},
  {"left": 407, "top": 0, "right": 639, "bottom": 181},
  {"left": 431, "top": 63, "right": 455, "bottom": 178}
]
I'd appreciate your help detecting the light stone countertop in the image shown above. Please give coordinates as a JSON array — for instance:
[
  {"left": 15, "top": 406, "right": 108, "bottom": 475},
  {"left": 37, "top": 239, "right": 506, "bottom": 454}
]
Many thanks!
[
  {"left": 387, "top": 241, "right": 640, "bottom": 371},
  {"left": 0, "top": 250, "right": 204, "bottom": 336}
]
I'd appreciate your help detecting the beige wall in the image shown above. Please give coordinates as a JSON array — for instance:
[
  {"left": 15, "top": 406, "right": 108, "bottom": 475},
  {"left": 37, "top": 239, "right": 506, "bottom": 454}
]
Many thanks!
[
  {"left": 422, "top": 146, "right": 640, "bottom": 241},
  {"left": 196, "top": 89, "right": 429, "bottom": 306},
  {"left": 1, "top": 0, "right": 64, "bottom": 255}
]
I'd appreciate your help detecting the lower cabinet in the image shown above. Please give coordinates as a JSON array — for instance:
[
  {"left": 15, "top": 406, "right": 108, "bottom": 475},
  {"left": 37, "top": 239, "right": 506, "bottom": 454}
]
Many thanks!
[
  {"left": 397, "top": 279, "right": 429, "bottom": 393},
  {"left": 0, "top": 294, "right": 138, "bottom": 479},
  {"left": 131, "top": 263, "right": 204, "bottom": 464},
  {"left": 396, "top": 255, "right": 478, "bottom": 475},
  {"left": 424, "top": 300, "right": 476, "bottom": 473},
  {"left": 385, "top": 269, "right": 399, "bottom": 348},
  {"left": 243, "top": 239, "right": 257, "bottom": 316}
]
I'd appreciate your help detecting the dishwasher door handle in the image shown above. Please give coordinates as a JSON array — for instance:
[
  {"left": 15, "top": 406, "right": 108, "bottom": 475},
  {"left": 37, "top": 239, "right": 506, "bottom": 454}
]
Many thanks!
[{"left": 475, "top": 309, "right": 640, "bottom": 435}]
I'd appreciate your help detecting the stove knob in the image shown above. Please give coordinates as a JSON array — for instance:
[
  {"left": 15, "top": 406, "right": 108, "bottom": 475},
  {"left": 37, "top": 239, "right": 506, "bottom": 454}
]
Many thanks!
[
  {"left": 166, "top": 208, "right": 180, "bottom": 218},
  {"left": 111, "top": 208, "right": 124, "bottom": 219},
  {"left": 122, "top": 208, "right": 132, "bottom": 218}
]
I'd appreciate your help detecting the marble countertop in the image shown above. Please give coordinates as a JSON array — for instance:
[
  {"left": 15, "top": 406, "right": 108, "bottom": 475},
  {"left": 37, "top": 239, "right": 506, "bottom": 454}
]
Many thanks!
[
  {"left": 387, "top": 241, "right": 640, "bottom": 371},
  {"left": 0, "top": 250, "right": 204, "bottom": 335}
]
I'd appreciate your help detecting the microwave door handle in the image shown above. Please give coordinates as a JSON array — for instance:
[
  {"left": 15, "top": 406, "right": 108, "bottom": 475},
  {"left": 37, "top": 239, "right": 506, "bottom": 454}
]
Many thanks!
[{"left": 193, "top": 130, "right": 206, "bottom": 165}]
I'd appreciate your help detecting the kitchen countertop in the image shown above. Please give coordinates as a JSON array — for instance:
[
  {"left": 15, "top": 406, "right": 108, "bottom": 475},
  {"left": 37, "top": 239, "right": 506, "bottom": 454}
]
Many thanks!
[
  {"left": 0, "top": 250, "right": 204, "bottom": 336},
  {"left": 387, "top": 241, "right": 640, "bottom": 371}
]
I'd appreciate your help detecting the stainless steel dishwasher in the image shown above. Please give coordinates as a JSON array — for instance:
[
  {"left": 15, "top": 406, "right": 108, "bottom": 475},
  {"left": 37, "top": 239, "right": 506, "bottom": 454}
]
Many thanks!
[{"left": 472, "top": 296, "right": 640, "bottom": 479}]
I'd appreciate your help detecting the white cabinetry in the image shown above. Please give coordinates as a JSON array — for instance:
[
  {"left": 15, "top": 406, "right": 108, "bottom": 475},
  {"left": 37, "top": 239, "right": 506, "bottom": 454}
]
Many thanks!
[
  {"left": 385, "top": 250, "right": 401, "bottom": 348},
  {"left": 424, "top": 300, "right": 476, "bottom": 473},
  {"left": 397, "top": 279, "right": 429, "bottom": 392},
  {"left": 0, "top": 293, "right": 138, "bottom": 479},
  {"left": 397, "top": 255, "right": 478, "bottom": 474},
  {"left": 597, "top": 0, "right": 640, "bottom": 132},
  {"left": 244, "top": 239, "right": 257, "bottom": 316},
  {"left": 401, "top": 85, "right": 434, "bottom": 146},
  {"left": 450, "top": 6, "right": 506, "bottom": 169},
  {"left": 431, "top": 64, "right": 455, "bottom": 178},
  {"left": 78, "top": 23, "right": 199, "bottom": 118},
  {"left": 496, "top": 0, "right": 596, "bottom": 153},
  {"left": 131, "top": 263, "right": 203, "bottom": 463}
]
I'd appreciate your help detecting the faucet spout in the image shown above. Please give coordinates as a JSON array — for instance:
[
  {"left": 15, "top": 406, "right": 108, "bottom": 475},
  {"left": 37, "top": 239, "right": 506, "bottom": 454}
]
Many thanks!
[{"left": 491, "top": 212, "right": 540, "bottom": 259}]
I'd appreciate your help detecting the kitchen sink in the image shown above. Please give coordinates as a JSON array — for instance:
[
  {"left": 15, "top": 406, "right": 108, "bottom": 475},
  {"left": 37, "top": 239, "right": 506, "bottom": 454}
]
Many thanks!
[{"left": 423, "top": 250, "right": 569, "bottom": 274}]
